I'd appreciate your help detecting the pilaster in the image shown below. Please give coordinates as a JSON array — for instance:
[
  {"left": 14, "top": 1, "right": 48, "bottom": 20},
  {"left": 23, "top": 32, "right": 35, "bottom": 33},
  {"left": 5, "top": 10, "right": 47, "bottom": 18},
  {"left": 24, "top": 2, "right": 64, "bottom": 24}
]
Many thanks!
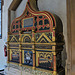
[
  {"left": 19, "top": 31, "right": 22, "bottom": 66},
  {"left": 32, "top": 29, "right": 35, "bottom": 69}
]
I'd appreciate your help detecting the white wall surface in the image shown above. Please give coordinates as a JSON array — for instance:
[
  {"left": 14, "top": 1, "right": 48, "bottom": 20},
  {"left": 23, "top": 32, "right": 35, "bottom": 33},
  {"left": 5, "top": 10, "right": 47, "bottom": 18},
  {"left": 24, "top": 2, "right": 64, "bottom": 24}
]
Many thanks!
[
  {"left": 0, "top": 0, "right": 13, "bottom": 70},
  {"left": 15, "top": 0, "right": 27, "bottom": 18},
  {"left": 0, "top": 0, "right": 67, "bottom": 70}
]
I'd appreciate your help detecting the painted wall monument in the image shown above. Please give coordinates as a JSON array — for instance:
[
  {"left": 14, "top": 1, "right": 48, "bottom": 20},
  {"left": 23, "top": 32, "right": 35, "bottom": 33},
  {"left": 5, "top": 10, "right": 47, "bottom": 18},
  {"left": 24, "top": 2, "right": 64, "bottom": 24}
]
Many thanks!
[{"left": 7, "top": 0, "right": 65, "bottom": 75}]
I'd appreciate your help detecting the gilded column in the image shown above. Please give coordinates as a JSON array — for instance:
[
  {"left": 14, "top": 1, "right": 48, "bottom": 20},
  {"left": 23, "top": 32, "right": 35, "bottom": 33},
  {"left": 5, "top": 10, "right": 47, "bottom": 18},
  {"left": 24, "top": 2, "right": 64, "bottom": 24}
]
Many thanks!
[
  {"left": 19, "top": 31, "right": 22, "bottom": 66},
  {"left": 52, "top": 28, "right": 55, "bottom": 42},
  {"left": 53, "top": 52, "right": 57, "bottom": 75},
  {"left": 32, "top": 29, "right": 35, "bottom": 69},
  {"left": 52, "top": 28, "right": 57, "bottom": 75},
  {"left": 7, "top": 32, "right": 10, "bottom": 63}
]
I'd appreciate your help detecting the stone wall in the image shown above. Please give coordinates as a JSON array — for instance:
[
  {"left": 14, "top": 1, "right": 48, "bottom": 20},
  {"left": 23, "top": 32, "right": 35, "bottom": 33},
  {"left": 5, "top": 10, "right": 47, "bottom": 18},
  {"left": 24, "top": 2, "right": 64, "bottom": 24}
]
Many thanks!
[{"left": 0, "top": 0, "right": 13, "bottom": 70}]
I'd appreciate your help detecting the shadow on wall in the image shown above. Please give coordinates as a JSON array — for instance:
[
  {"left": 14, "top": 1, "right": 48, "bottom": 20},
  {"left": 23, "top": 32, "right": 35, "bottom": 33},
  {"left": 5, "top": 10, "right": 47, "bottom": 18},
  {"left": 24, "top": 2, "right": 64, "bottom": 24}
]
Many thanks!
[
  {"left": 54, "top": 14, "right": 67, "bottom": 69},
  {"left": 62, "top": 40, "right": 67, "bottom": 68}
]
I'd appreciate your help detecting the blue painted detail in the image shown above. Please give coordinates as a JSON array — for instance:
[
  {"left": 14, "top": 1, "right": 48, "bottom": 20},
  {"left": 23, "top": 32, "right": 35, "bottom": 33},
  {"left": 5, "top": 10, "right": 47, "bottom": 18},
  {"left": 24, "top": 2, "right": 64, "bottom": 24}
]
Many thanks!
[
  {"left": 36, "top": 50, "right": 52, "bottom": 52},
  {"left": 24, "top": 25, "right": 33, "bottom": 27},
  {"left": 24, "top": 51, "right": 33, "bottom": 66},
  {"left": 23, "top": 18, "right": 33, "bottom": 28}
]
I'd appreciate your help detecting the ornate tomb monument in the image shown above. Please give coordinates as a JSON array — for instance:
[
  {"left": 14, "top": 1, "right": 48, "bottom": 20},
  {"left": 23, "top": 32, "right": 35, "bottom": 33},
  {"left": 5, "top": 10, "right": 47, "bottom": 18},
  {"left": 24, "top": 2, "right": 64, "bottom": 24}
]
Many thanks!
[{"left": 7, "top": 0, "right": 64, "bottom": 75}]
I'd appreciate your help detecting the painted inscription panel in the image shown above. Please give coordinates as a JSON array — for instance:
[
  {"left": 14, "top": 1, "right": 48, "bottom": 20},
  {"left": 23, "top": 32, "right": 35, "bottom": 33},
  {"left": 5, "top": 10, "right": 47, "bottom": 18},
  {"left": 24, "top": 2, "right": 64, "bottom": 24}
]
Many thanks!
[
  {"left": 23, "top": 51, "right": 33, "bottom": 66},
  {"left": 11, "top": 50, "right": 19, "bottom": 63},
  {"left": 36, "top": 51, "right": 53, "bottom": 70},
  {"left": 23, "top": 18, "right": 33, "bottom": 28}
]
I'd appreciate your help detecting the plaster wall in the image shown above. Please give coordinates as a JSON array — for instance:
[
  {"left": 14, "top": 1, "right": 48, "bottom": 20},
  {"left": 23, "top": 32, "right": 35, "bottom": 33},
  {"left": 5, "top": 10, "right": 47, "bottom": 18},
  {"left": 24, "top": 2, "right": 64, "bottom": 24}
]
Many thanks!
[
  {"left": 0, "top": 0, "right": 13, "bottom": 70},
  {"left": 15, "top": 0, "right": 27, "bottom": 18},
  {"left": 11, "top": 10, "right": 16, "bottom": 24}
]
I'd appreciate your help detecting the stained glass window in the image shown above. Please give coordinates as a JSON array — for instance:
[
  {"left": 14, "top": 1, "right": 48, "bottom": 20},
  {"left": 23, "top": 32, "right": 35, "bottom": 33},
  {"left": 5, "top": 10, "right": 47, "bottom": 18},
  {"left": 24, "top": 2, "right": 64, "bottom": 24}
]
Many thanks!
[{"left": 0, "top": 0, "right": 1, "bottom": 38}]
